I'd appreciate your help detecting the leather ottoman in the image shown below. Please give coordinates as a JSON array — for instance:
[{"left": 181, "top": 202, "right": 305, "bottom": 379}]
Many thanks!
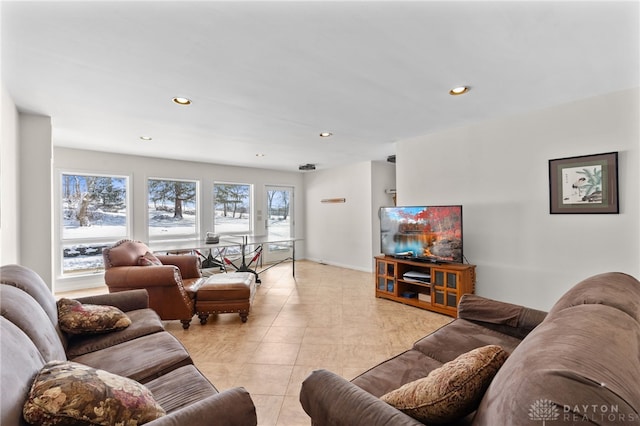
[{"left": 195, "top": 272, "right": 256, "bottom": 323}]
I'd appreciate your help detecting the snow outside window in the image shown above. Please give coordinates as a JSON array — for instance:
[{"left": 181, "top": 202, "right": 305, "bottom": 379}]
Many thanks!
[
  {"left": 148, "top": 178, "right": 198, "bottom": 240},
  {"left": 61, "top": 173, "right": 129, "bottom": 275},
  {"left": 213, "top": 183, "right": 252, "bottom": 234}
]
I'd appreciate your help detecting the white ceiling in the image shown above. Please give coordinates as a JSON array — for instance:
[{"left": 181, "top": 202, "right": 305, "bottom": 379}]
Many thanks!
[{"left": 2, "top": 1, "right": 639, "bottom": 172}]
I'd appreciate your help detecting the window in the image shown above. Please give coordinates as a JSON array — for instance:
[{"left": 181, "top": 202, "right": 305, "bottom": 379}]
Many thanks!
[
  {"left": 148, "top": 178, "right": 198, "bottom": 240},
  {"left": 213, "top": 183, "right": 252, "bottom": 234},
  {"left": 266, "top": 186, "right": 293, "bottom": 252},
  {"left": 61, "top": 173, "right": 129, "bottom": 275}
]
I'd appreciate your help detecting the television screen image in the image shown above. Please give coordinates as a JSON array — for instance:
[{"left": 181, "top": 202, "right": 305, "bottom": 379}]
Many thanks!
[{"left": 380, "top": 205, "right": 463, "bottom": 263}]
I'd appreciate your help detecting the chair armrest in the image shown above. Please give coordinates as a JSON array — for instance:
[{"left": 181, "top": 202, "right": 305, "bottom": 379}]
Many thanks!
[
  {"left": 300, "top": 369, "right": 424, "bottom": 426},
  {"left": 75, "top": 289, "right": 149, "bottom": 312},
  {"left": 457, "top": 294, "right": 547, "bottom": 339},
  {"left": 105, "top": 266, "right": 183, "bottom": 289},
  {"left": 155, "top": 255, "right": 201, "bottom": 279},
  {"left": 147, "top": 387, "right": 257, "bottom": 426}
]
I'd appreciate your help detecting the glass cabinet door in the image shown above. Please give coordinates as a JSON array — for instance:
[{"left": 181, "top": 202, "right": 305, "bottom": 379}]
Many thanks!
[
  {"left": 432, "top": 269, "right": 460, "bottom": 308},
  {"left": 446, "top": 272, "right": 457, "bottom": 289},
  {"left": 433, "top": 270, "right": 445, "bottom": 286},
  {"left": 376, "top": 260, "right": 395, "bottom": 294},
  {"left": 378, "top": 276, "right": 386, "bottom": 290}
]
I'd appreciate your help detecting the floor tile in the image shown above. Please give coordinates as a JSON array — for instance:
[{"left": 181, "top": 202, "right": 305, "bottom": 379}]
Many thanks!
[
  {"left": 277, "top": 396, "right": 310, "bottom": 426},
  {"left": 302, "top": 327, "right": 344, "bottom": 345},
  {"left": 234, "top": 364, "right": 294, "bottom": 395},
  {"left": 295, "top": 343, "right": 343, "bottom": 366},
  {"left": 252, "top": 394, "right": 284, "bottom": 426},
  {"left": 262, "top": 326, "right": 306, "bottom": 344},
  {"left": 251, "top": 342, "right": 300, "bottom": 365}
]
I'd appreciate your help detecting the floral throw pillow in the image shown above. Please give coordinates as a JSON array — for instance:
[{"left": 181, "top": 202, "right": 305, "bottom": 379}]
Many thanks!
[
  {"left": 138, "top": 251, "right": 162, "bottom": 266},
  {"left": 23, "top": 360, "right": 165, "bottom": 426},
  {"left": 57, "top": 298, "right": 131, "bottom": 335},
  {"left": 380, "top": 345, "right": 509, "bottom": 423}
]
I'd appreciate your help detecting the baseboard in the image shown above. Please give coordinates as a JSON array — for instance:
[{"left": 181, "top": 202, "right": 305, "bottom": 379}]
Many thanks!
[{"left": 305, "top": 257, "right": 372, "bottom": 273}]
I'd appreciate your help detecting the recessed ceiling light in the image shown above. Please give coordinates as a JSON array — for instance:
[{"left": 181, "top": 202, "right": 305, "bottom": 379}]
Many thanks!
[
  {"left": 449, "top": 86, "right": 470, "bottom": 96},
  {"left": 139, "top": 136, "right": 152, "bottom": 141},
  {"left": 319, "top": 132, "right": 333, "bottom": 138},
  {"left": 256, "top": 153, "right": 265, "bottom": 157},
  {"left": 172, "top": 97, "right": 192, "bottom": 105}
]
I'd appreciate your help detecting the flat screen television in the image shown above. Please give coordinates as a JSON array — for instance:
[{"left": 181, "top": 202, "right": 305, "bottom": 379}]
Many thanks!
[{"left": 380, "top": 205, "right": 463, "bottom": 264}]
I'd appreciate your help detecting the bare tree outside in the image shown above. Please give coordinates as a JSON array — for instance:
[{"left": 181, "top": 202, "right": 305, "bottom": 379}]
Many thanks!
[
  {"left": 63, "top": 174, "right": 126, "bottom": 231},
  {"left": 267, "top": 190, "right": 289, "bottom": 220},
  {"left": 61, "top": 173, "right": 128, "bottom": 274},
  {"left": 148, "top": 179, "right": 197, "bottom": 238},
  {"left": 214, "top": 183, "right": 251, "bottom": 233},
  {"left": 266, "top": 187, "right": 293, "bottom": 253}
]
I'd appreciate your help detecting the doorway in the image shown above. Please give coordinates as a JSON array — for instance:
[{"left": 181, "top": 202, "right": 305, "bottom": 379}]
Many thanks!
[{"left": 264, "top": 186, "right": 294, "bottom": 264}]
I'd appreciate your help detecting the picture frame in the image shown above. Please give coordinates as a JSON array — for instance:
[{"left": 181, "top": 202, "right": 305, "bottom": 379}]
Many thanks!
[{"left": 549, "top": 152, "right": 619, "bottom": 214}]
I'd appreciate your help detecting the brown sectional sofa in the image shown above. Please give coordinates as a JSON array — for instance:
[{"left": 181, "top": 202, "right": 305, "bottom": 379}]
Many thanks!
[
  {"left": 0, "top": 264, "right": 257, "bottom": 426},
  {"left": 300, "top": 272, "right": 640, "bottom": 425}
]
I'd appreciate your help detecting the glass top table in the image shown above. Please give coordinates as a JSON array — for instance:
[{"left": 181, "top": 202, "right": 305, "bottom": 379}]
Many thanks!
[{"left": 149, "top": 235, "right": 301, "bottom": 283}]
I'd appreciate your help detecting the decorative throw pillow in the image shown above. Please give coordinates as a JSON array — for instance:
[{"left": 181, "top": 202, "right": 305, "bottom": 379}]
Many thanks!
[
  {"left": 380, "top": 345, "right": 509, "bottom": 423},
  {"left": 23, "top": 360, "right": 165, "bottom": 426},
  {"left": 138, "top": 251, "right": 162, "bottom": 266},
  {"left": 57, "top": 298, "right": 131, "bottom": 335}
]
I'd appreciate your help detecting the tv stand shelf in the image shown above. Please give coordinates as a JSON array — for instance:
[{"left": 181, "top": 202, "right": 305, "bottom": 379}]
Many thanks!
[{"left": 375, "top": 255, "right": 476, "bottom": 317}]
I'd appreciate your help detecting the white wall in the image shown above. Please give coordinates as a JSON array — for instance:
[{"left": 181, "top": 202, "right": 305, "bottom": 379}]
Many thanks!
[
  {"left": 19, "top": 114, "right": 53, "bottom": 285},
  {"left": 53, "top": 147, "right": 305, "bottom": 291},
  {"left": 1, "top": 93, "right": 54, "bottom": 288},
  {"left": 0, "top": 84, "right": 20, "bottom": 266},
  {"left": 1, "top": 107, "right": 54, "bottom": 285},
  {"left": 396, "top": 88, "right": 640, "bottom": 311},
  {"left": 371, "top": 161, "right": 396, "bottom": 260},
  {"left": 304, "top": 160, "right": 395, "bottom": 271}
]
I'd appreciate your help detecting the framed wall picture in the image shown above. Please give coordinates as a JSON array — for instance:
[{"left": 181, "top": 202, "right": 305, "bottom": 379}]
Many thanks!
[{"left": 549, "top": 152, "right": 619, "bottom": 214}]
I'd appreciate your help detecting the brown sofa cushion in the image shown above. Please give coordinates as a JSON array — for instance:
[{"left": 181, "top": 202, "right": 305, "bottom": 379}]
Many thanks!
[
  {"left": 0, "top": 264, "right": 60, "bottom": 324},
  {"left": 380, "top": 345, "right": 508, "bottom": 423},
  {"left": 144, "top": 365, "right": 218, "bottom": 413},
  {"left": 457, "top": 294, "right": 524, "bottom": 327},
  {"left": 457, "top": 294, "right": 547, "bottom": 339},
  {"left": 0, "top": 285, "right": 68, "bottom": 362},
  {"left": 1, "top": 318, "right": 48, "bottom": 426},
  {"left": 412, "top": 319, "right": 522, "bottom": 364},
  {"left": 352, "top": 349, "right": 445, "bottom": 398},
  {"left": 138, "top": 251, "right": 163, "bottom": 266},
  {"left": 23, "top": 360, "right": 165, "bottom": 426},
  {"left": 548, "top": 272, "right": 640, "bottom": 321},
  {"left": 57, "top": 298, "right": 131, "bottom": 335},
  {"left": 473, "top": 304, "right": 640, "bottom": 425},
  {"left": 66, "top": 309, "right": 165, "bottom": 357},
  {"left": 69, "top": 331, "right": 192, "bottom": 384}
]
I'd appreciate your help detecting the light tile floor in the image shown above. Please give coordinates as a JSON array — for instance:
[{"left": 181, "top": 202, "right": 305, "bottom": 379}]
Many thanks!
[{"left": 58, "top": 260, "right": 452, "bottom": 425}]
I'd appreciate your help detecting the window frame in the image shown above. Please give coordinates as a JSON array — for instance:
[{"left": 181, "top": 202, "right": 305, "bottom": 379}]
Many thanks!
[
  {"left": 147, "top": 177, "right": 200, "bottom": 242},
  {"left": 57, "top": 171, "right": 131, "bottom": 277},
  {"left": 213, "top": 181, "right": 253, "bottom": 235}
]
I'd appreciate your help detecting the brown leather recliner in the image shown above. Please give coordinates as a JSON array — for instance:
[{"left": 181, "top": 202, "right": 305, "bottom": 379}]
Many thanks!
[{"left": 102, "top": 239, "right": 205, "bottom": 329}]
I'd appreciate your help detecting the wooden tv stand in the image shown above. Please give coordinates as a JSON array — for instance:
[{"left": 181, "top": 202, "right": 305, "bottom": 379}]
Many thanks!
[{"left": 374, "top": 255, "right": 476, "bottom": 317}]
